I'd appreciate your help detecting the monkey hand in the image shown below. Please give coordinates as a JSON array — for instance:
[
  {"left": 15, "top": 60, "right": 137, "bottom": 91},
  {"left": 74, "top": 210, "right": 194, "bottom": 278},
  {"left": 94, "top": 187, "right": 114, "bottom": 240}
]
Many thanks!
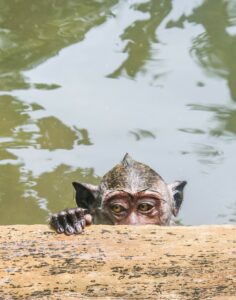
[{"left": 49, "top": 208, "right": 92, "bottom": 235}]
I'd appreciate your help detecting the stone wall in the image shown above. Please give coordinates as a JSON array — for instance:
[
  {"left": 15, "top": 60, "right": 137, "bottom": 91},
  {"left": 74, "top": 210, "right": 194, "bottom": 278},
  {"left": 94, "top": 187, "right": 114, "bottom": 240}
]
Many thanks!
[{"left": 0, "top": 225, "right": 235, "bottom": 299}]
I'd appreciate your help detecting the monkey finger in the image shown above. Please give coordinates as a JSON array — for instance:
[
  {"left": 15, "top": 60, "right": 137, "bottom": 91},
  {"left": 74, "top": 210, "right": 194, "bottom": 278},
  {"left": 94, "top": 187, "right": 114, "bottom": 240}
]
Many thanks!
[
  {"left": 84, "top": 214, "right": 92, "bottom": 226},
  {"left": 67, "top": 209, "right": 83, "bottom": 234},
  {"left": 74, "top": 208, "right": 87, "bottom": 229},
  {"left": 74, "top": 223, "right": 83, "bottom": 234},
  {"left": 50, "top": 214, "right": 64, "bottom": 234},
  {"left": 75, "top": 207, "right": 85, "bottom": 219},
  {"left": 80, "top": 218, "right": 86, "bottom": 229},
  {"left": 58, "top": 211, "right": 75, "bottom": 235}
]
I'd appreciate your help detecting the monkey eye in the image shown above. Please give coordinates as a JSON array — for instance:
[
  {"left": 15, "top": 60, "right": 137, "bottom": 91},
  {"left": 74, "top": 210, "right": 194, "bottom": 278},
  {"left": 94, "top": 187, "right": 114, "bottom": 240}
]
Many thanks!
[
  {"left": 137, "top": 203, "right": 153, "bottom": 212},
  {"left": 110, "top": 204, "right": 126, "bottom": 214}
]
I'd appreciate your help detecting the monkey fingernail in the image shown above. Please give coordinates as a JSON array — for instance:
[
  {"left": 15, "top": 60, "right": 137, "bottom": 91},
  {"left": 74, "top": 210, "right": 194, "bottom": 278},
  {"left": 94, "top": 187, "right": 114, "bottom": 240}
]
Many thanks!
[
  {"left": 74, "top": 223, "right": 83, "bottom": 234},
  {"left": 80, "top": 219, "right": 86, "bottom": 229},
  {"left": 65, "top": 225, "right": 75, "bottom": 235}
]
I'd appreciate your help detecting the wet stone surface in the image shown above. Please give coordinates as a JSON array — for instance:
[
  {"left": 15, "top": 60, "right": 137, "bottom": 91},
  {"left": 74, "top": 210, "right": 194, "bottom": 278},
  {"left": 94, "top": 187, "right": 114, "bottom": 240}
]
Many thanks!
[{"left": 0, "top": 225, "right": 235, "bottom": 299}]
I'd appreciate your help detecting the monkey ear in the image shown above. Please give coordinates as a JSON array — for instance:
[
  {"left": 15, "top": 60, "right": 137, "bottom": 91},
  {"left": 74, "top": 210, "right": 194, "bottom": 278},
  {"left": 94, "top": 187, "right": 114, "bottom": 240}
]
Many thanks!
[
  {"left": 168, "top": 181, "right": 187, "bottom": 217},
  {"left": 72, "top": 182, "right": 99, "bottom": 210}
]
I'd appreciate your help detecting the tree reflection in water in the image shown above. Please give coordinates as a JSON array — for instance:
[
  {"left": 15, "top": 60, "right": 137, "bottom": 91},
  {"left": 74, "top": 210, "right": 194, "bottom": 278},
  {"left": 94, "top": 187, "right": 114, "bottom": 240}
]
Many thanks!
[
  {"left": 166, "top": 0, "right": 236, "bottom": 98},
  {"left": 188, "top": 0, "right": 236, "bottom": 102},
  {"left": 0, "top": 0, "right": 117, "bottom": 91},
  {"left": 167, "top": 0, "right": 236, "bottom": 136},
  {"left": 108, "top": 0, "right": 172, "bottom": 79},
  {"left": 187, "top": 104, "right": 236, "bottom": 138},
  {"left": 129, "top": 129, "right": 156, "bottom": 141},
  {"left": 218, "top": 201, "right": 236, "bottom": 224},
  {"left": 0, "top": 0, "right": 116, "bottom": 224},
  {"left": 0, "top": 94, "right": 95, "bottom": 224}
]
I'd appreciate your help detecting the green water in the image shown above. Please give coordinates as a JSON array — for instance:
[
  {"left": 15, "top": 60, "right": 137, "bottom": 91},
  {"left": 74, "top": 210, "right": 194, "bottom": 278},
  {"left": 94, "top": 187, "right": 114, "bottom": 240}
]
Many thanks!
[{"left": 0, "top": 0, "right": 236, "bottom": 225}]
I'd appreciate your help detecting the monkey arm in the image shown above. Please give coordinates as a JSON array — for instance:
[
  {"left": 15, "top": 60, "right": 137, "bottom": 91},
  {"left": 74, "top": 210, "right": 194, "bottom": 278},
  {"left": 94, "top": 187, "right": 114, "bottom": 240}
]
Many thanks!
[{"left": 49, "top": 208, "right": 92, "bottom": 235}]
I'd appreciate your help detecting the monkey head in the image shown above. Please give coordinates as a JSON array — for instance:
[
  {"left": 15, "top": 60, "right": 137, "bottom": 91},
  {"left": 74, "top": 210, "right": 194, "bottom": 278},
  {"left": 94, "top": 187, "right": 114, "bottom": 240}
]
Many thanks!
[{"left": 72, "top": 154, "right": 187, "bottom": 226}]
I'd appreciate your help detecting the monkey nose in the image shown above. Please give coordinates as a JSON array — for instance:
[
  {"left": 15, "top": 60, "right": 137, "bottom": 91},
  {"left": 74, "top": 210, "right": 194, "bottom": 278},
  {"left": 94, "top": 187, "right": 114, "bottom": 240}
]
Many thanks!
[{"left": 127, "top": 213, "right": 139, "bottom": 225}]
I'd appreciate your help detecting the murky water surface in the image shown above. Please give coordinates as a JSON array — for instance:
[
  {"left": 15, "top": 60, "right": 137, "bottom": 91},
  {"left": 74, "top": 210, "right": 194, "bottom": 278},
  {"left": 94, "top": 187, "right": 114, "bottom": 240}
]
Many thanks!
[{"left": 0, "top": 0, "right": 236, "bottom": 225}]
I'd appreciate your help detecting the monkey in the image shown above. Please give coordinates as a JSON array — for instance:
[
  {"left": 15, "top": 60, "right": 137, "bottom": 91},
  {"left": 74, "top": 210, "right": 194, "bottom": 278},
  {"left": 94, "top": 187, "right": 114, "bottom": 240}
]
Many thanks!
[{"left": 50, "top": 154, "right": 187, "bottom": 235}]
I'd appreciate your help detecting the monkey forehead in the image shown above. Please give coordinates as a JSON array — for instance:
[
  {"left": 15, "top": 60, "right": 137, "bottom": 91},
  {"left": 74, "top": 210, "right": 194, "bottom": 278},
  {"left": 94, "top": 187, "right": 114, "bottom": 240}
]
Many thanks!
[
  {"left": 100, "top": 161, "right": 166, "bottom": 192},
  {"left": 102, "top": 189, "right": 165, "bottom": 200}
]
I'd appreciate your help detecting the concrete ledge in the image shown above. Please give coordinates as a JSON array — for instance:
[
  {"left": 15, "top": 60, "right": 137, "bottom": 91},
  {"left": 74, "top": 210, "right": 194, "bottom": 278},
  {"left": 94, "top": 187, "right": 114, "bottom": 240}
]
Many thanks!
[{"left": 0, "top": 225, "right": 235, "bottom": 299}]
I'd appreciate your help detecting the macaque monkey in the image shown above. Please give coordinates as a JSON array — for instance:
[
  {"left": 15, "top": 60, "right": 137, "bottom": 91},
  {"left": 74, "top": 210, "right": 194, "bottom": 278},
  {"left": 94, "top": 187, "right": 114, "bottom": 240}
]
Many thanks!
[{"left": 50, "top": 154, "right": 186, "bottom": 235}]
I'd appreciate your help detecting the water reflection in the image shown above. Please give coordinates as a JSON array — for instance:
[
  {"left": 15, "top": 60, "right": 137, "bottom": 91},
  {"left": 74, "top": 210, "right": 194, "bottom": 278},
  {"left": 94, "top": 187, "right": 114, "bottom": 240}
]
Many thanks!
[
  {"left": 108, "top": 0, "right": 172, "bottom": 79},
  {"left": 0, "top": 94, "right": 95, "bottom": 223},
  {"left": 0, "top": 95, "right": 31, "bottom": 137},
  {"left": 188, "top": 104, "right": 236, "bottom": 138},
  {"left": 180, "top": 102, "right": 236, "bottom": 168},
  {"left": 168, "top": 0, "right": 236, "bottom": 174},
  {"left": 0, "top": 163, "right": 46, "bottom": 224},
  {"left": 0, "top": 149, "right": 17, "bottom": 160},
  {"left": 167, "top": 0, "right": 236, "bottom": 101},
  {"left": 35, "top": 165, "right": 99, "bottom": 213},
  {"left": 0, "top": 162, "right": 99, "bottom": 224},
  {"left": 194, "top": 143, "right": 224, "bottom": 166},
  {"left": 0, "top": 95, "right": 90, "bottom": 150},
  {"left": 0, "top": 0, "right": 117, "bottom": 90},
  {"left": 218, "top": 202, "right": 236, "bottom": 224},
  {"left": 37, "top": 117, "right": 78, "bottom": 150},
  {"left": 0, "top": 0, "right": 117, "bottom": 224},
  {"left": 129, "top": 129, "right": 156, "bottom": 141}
]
